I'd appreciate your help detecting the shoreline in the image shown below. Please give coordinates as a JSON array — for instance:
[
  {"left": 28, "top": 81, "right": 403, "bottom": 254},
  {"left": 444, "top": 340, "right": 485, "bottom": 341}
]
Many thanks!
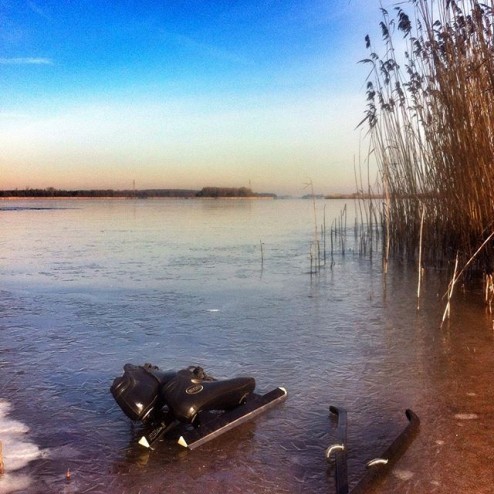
[{"left": 0, "top": 195, "right": 278, "bottom": 201}]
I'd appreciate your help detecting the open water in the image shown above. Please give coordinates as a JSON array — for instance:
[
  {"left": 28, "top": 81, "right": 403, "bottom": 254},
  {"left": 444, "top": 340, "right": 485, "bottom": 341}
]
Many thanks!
[{"left": 1, "top": 198, "right": 494, "bottom": 493}]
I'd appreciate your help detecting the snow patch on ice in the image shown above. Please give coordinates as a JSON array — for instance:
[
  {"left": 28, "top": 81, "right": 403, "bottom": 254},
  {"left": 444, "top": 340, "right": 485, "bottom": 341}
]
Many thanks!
[
  {"left": 393, "top": 469, "right": 415, "bottom": 481},
  {"left": 0, "top": 399, "right": 44, "bottom": 493},
  {"left": 0, "top": 473, "right": 32, "bottom": 494},
  {"left": 454, "top": 413, "right": 478, "bottom": 420},
  {"left": 47, "top": 444, "right": 82, "bottom": 460}
]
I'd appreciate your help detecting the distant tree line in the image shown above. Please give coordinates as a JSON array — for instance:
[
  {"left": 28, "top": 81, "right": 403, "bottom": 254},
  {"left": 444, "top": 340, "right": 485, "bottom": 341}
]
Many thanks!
[
  {"left": 0, "top": 188, "right": 138, "bottom": 198},
  {"left": 195, "top": 187, "right": 275, "bottom": 198},
  {"left": 0, "top": 187, "right": 277, "bottom": 199}
]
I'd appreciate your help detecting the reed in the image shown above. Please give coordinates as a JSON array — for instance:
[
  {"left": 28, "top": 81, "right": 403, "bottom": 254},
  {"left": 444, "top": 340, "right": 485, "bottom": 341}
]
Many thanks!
[
  {"left": 0, "top": 441, "right": 3, "bottom": 475},
  {"left": 417, "top": 203, "right": 426, "bottom": 310},
  {"left": 484, "top": 273, "right": 494, "bottom": 313},
  {"left": 441, "top": 252, "right": 459, "bottom": 325},
  {"left": 361, "top": 0, "right": 494, "bottom": 274}
]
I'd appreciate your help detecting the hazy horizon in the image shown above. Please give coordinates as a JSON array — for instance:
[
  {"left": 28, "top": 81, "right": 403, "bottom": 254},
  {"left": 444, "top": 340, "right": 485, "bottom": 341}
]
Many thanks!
[{"left": 0, "top": 1, "right": 391, "bottom": 196}]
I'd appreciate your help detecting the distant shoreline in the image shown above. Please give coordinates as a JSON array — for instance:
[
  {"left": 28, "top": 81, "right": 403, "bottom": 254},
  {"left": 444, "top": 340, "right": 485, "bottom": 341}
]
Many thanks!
[
  {"left": 0, "top": 187, "right": 277, "bottom": 200},
  {"left": 0, "top": 188, "right": 375, "bottom": 200},
  {"left": 0, "top": 194, "right": 375, "bottom": 201},
  {"left": 0, "top": 195, "right": 277, "bottom": 201}
]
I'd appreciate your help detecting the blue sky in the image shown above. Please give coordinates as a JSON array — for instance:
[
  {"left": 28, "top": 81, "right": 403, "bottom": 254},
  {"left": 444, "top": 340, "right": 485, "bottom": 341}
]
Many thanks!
[{"left": 0, "top": 0, "right": 390, "bottom": 195}]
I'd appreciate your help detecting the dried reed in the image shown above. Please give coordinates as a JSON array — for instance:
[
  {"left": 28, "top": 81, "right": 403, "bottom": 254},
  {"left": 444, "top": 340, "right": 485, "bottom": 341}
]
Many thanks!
[
  {"left": 441, "top": 252, "right": 459, "bottom": 326},
  {"left": 361, "top": 0, "right": 494, "bottom": 275},
  {"left": 484, "top": 273, "right": 494, "bottom": 313},
  {"left": 0, "top": 441, "right": 4, "bottom": 475},
  {"left": 417, "top": 203, "right": 426, "bottom": 309}
]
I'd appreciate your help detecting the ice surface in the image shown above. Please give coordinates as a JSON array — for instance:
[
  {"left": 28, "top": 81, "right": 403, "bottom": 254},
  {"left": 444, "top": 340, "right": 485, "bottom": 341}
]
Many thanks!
[{"left": 1, "top": 198, "right": 494, "bottom": 493}]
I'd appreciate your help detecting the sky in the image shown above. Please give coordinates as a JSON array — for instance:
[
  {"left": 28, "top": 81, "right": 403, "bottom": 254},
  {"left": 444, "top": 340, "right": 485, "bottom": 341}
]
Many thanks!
[{"left": 0, "top": 0, "right": 392, "bottom": 196}]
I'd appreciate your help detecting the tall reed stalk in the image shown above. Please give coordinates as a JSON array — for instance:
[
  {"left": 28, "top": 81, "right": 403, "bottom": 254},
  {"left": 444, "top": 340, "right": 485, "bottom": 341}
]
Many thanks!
[{"left": 362, "top": 0, "right": 494, "bottom": 273}]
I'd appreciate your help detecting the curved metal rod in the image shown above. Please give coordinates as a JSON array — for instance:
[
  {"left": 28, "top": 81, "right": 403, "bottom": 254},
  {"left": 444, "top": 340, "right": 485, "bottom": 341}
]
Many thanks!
[
  {"left": 366, "top": 458, "right": 389, "bottom": 468},
  {"left": 326, "top": 443, "right": 345, "bottom": 460}
]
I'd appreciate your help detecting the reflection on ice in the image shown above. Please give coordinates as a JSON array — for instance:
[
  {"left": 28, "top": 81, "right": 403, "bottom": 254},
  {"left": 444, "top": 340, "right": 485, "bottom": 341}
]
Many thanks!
[{"left": 0, "top": 400, "right": 43, "bottom": 493}]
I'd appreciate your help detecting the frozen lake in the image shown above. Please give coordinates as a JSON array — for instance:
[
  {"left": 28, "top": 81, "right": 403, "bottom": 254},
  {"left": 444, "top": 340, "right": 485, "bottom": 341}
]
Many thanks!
[{"left": 1, "top": 198, "right": 494, "bottom": 493}]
